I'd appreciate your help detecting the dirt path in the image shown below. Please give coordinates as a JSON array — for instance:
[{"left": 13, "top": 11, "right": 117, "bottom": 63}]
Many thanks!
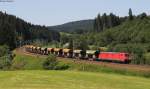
[{"left": 15, "top": 47, "right": 150, "bottom": 73}]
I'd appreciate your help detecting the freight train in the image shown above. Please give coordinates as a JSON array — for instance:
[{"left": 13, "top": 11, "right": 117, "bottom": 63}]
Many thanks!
[{"left": 25, "top": 45, "right": 131, "bottom": 63}]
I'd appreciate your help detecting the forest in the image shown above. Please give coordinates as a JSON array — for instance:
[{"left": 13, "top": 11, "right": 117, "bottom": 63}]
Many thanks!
[{"left": 0, "top": 11, "right": 60, "bottom": 49}]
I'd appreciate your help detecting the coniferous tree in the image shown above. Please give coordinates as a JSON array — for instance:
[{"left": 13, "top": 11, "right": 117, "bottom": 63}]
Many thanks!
[
  {"left": 108, "top": 13, "right": 121, "bottom": 27},
  {"left": 97, "top": 14, "right": 103, "bottom": 32},
  {"left": 94, "top": 13, "right": 121, "bottom": 32},
  {"left": 102, "top": 13, "right": 109, "bottom": 29},
  {"left": 108, "top": 13, "right": 113, "bottom": 27},
  {"left": 93, "top": 18, "right": 98, "bottom": 32},
  {"left": 129, "top": 8, "right": 133, "bottom": 20}
]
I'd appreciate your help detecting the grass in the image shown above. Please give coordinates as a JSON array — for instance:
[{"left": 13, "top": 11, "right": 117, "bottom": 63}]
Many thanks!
[
  {"left": 12, "top": 53, "right": 46, "bottom": 70},
  {"left": 0, "top": 70, "right": 150, "bottom": 89},
  {"left": 12, "top": 51, "right": 150, "bottom": 78},
  {"left": 59, "top": 59, "right": 150, "bottom": 78}
]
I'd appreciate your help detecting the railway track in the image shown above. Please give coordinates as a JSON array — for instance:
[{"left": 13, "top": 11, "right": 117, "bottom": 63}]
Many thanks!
[{"left": 15, "top": 46, "right": 150, "bottom": 73}]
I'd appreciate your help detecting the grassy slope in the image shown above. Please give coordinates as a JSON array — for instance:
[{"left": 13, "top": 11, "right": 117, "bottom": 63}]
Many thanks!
[
  {"left": 12, "top": 51, "right": 150, "bottom": 77},
  {"left": 12, "top": 52, "right": 46, "bottom": 70},
  {"left": 8, "top": 50, "right": 150, "bottom": 89},
  {"left": 0, "top": 70, "right": 150, "bottom": 89}
]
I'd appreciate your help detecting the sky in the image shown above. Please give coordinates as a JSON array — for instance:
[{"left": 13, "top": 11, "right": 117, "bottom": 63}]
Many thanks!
[{"left": 0, "top": 0, "right": 150, "bottom": 26}]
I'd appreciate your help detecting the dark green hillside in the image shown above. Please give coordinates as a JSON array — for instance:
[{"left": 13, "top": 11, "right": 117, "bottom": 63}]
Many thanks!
[
  {"left": 95, "top": 17, "right": 150, "bottom": 46},
  {"left": 49, "top": 20, "right": 93, "bottom": 33},
  {"left": 68, "top": 17, "right": 150, "bottom": 49},
  {"left": 0, "top": 11, "right": 60, "bottom": 49}
]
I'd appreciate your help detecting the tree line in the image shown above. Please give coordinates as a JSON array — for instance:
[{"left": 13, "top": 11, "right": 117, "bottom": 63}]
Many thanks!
[
  {"left": 93, "top": 8, "right": 147, "bottom": 32},
  {"left": 93, "top": 13, "right": 120, "bottom": 32},
  {"left": 0, "top": 11, "right": 60, "bottom": 49}
]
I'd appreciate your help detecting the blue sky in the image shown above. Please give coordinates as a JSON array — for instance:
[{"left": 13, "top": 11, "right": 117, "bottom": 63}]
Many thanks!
[{"left": 0, "top": 0, "right": 149, "bottom": 26}]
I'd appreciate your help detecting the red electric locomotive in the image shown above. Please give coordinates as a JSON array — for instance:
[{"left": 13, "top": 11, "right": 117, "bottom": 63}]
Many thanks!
[{"left": 98, "top": 52, "right": 130, "bottom": 63}]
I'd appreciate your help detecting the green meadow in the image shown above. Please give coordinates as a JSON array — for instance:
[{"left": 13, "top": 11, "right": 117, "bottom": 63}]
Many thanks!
[
  {"left": 0, "top": 70, "right": 150, "bottom": 89},
  {"left": 4, "top": 51, "right": 148, "bottom": 89}
]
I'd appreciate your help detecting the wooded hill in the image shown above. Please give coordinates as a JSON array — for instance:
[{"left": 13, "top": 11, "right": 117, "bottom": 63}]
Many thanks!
[
  {"left": 48, "top": 13, "right": 126, "bottom": 34},
  {"left": 49, "top": 20, "right": 93, "bottom": 33},
  {"left": 58, "top": 10, "right": 150, "bottom": 64},
  {"left": 76, "top": 15, "right": 150, "bottom": 64},
  {"left": 0, "top": 11, "right": 60, "bottom": 49}
]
